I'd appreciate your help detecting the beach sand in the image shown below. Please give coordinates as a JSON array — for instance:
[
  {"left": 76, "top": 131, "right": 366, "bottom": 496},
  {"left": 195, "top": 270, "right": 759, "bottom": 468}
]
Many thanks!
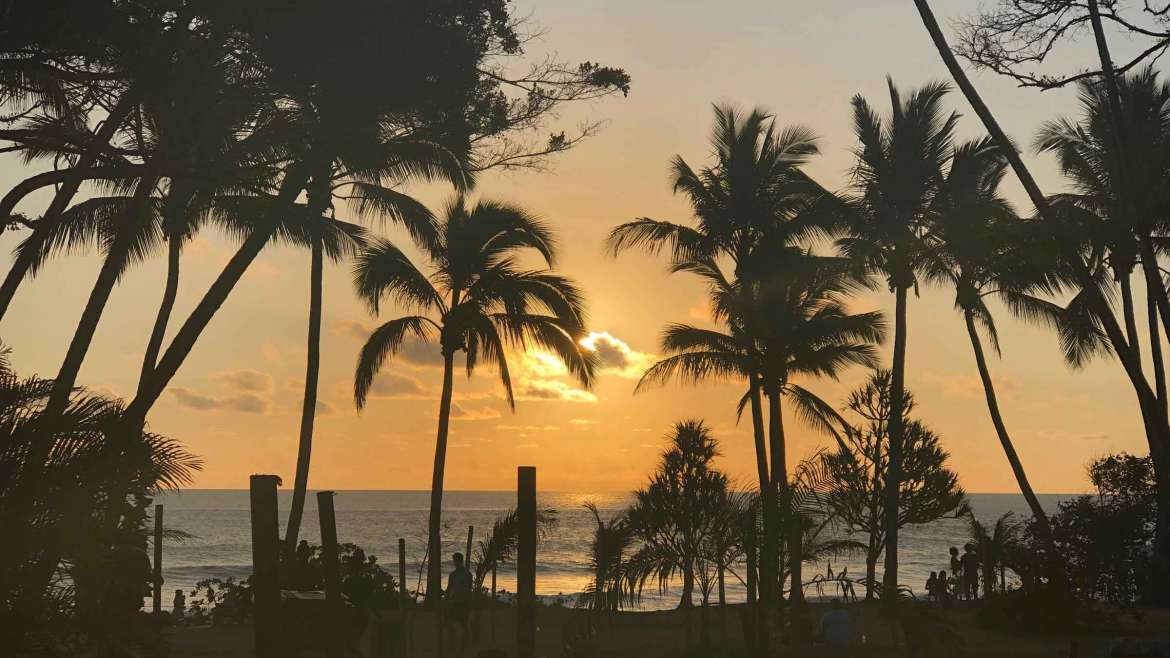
[{"left": 166, "top": 601, "right": 1170, "bottom": 657}]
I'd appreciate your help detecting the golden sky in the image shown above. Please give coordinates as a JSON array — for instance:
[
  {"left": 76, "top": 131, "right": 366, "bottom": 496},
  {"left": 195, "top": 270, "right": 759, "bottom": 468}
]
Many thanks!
[{"left": 0, "top": 0, "right": 1154, "bottom": 493}]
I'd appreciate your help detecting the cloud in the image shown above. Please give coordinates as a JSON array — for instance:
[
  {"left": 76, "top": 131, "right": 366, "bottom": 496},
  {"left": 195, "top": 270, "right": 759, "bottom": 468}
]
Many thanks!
[
  {"left": 921, "top": 371, "right": 1019, "bottom": 401},
  {"left": 569, "top": 419, "right": 599, "bottom": 425},
  {"left": 579, "top": 331, "right": 655, "bottom": 378},
  {"left": 168, "top": 387, "right": 271, "bottom": 414},
  {"left": 632, "top": 428, "right": 652, "bottom": 433},
  {"left": 497, "top": 424, "right": 560, "bottom": 431},
  {"left": 448, "top": 402, "right": 502, "bottom": 421},
  {"left": 517, "top": 378, "right": 598, "bottom": 402},
  {"left": 516, "top": 443, "right": 540, "bottom": 449},
  {"left": 334, "top": 320, "right": 445, "bottom": 368},
  {"left": 211, "top": 369, "right": 274, "bottom": 393},
  {"left": 316, "top": 400, "right": 337, "bottom": 416},
  {"left": 367, "top": 373, "right": 433, "bottom": 399}
]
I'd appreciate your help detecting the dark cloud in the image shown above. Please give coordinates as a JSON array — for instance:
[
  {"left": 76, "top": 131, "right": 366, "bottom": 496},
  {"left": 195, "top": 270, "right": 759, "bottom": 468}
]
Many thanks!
[
  {"left": 335, "top": 320, "right": 446, "bottom": 367},
  {"left": 368, "top": 373, "right": 431, "bottom": 399},
  {"left": 448, "top": 401, "right": 501, "bottom": 421}
]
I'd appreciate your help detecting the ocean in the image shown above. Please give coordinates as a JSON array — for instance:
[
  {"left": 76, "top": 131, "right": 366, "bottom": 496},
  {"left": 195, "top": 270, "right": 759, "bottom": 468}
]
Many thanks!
[{"left": 149, "top": 490, "right": 1074, "bottom": 610}]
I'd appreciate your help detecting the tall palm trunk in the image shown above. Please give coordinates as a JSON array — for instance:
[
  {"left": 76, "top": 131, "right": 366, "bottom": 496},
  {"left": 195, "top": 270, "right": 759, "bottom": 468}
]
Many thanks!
[
  {"left": 881, "top": 284, "right": 909, "bottom": 604},
  {"left": 426, "top": 349, "right": 457, "bottom": 604},
  {"left": 747, "top": 377, "right": 772, "bottom": 656},
  {"left": 42, "top": 174, "right": 160, "bottom": 422},
  {"left": 284, "top": 230, "right": 324, "bottom": 553},
  {"left": 680, "top": 560, "right": 695, "bottom": 608},
  {"left": 765, "top": 384, "right": 786, "bottom": 606},
  {"left": 0, "top": 92, "right": 137, "bottom": 323},
  {"left": 912, "top": 0, "right": 1170, "bottom": 605},
  {"left": 122, "top": 164, "right": 310, "bottom": 428},
  {"left": 1148, "top": 290, "right": 1167, "bottom": 408},
  {"left": 963, "top": 309, "right": 1066, "bottom": 590},
  {"left": 767, "top": 388, "right": 803, "bottom": 604},
  {"left": 140, "top": 236, "right": 181, "bottom": 390}
]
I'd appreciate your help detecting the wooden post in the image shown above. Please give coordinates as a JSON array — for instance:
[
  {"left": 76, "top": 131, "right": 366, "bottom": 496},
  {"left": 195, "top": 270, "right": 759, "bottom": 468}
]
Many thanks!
[
  {"left": 745, "top": 518, "right": 757, "bottom": 652},
  {"left": 318, "top": 491, "right": 341, "bottom": 608},
  {"left": 250, "top": 474, "right": 281, "bottom": 658},
  {"left": 152, "top": 504, "right": 163, "bottom": 614},
  {"left": 517, "top": 466, "right": 537, "bottom": 658},
  {"left": 465, "top": 525, "right": 474, "bottom": 569},
  {"left": 490, "top": 564, "right": 497, "bottom": 643},
  {"left": 398, "top": 538, "right": 407, "bottom": 601}
]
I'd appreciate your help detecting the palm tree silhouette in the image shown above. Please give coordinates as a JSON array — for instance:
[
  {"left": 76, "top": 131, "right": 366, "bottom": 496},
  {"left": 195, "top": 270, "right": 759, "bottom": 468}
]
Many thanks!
[
  {"left": 352, "top": 196, "right": 596, "bottom": 602},
  {"left": 923, "top": 137, "right": 1069, "bottom": 590},
  {"left": 609, "top": 104, "right": 831, "bottom": 636},
  {"left": 839, "top": 78, "right": 958, "bottom": 601}
]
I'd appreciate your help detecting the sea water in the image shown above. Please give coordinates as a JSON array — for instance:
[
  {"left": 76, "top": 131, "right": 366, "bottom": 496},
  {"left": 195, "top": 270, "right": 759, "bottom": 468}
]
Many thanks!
[{"left": 148, "top": 490, "right": 1074, "bottom": 611}]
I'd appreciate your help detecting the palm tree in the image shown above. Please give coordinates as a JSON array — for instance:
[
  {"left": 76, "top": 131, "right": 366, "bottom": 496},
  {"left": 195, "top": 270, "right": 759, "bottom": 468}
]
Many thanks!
[
  {"left": 839, "top": 78, "right": 958, "bottom": 601},
  {"left": 472, "top": 507, "right": 559, "bottom": 592},
  {"left": 923, "top": 137, "right": 1069, "bottom": 590},
  {"left": 609, "top": 106, "right": 832, "bottom": 635},
  {"left": 0, "top": 343, "right": 201, "bottom": 647},
  {"left": 968, "top": 511, "right": 1023, "bottom": 597},
  {"left": 583, "top": 502, "right": 633, "bottom": 612},
  {"left": 645, "top": 253, "right": 884, "bottom": 602},
  {"left": 910, "top": 0, "right": 1170, "bottom": 602},
  {"left": 353, "top": 196, "right": 595, "bottom": 602}
]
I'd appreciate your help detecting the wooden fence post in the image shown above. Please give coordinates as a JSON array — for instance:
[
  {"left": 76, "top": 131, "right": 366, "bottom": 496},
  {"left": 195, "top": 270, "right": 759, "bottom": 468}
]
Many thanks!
[
  {"left": 517, "top": 466, "right": 536, "bottom": 658},
  {"left": 745, "top": 517, "right": 758, "bottom": 652},
  {"left": 153, "top": 504, "right": 163, "bottom": 614},
  {"left": 398, "top": 538, "right": 407, "bottom": 601},
  {"left": 249, "top": 474, "right": 281, "bottom": 658},
  {"left": 318, "top": 491, "right": 341, "bottom": 608}
]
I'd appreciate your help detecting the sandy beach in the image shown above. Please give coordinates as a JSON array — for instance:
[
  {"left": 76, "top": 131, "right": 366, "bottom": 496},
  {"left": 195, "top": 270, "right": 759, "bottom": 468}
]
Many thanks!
[{"left": 166, "top": 601, "right": 1170, "bottom": 658}]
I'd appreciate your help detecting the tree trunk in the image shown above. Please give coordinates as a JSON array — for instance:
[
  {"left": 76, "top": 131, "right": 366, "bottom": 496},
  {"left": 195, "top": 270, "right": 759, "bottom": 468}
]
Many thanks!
[
  {"left": 679, "top": 560, "right": 694, "bottom": 608},
  {"left": 747, "top": 382, "right": 773, "bottom": 656},
  {"left": 963, "top": 310, "right": 1067, "bottom": 592},
  {"left": 865, "top": 550, "right": 878, "bottom": 601},
  {"left": 139, "top": 234, "right": 181, "bottom": 394},
  {"left": 122, "top": 164, "right": 309, "bottom": 425},
  {"left": 911, "top": 0, "right": 1170, "bottom": 606},
  {"left": 0, "top": 92, "right": 137, "bottom": 322},
  {"left": 770, "top": 389, "right": 803, "bottom": 604},
  {"left": 425, "top": 350, "right": 457, "bottom": 605},
  {"left": 1119, "top": 268, "right": 1143, "bottom": 366},
  {"left": 42, "top": 174, "right": 159, "bottom": 422},
  {"left": 749, "top": 377, "right": 770, "bottom": 493},
  {"left": 284, "top": 228, "right": 324, "bottom": 553},
  {"left": 1149, "top": 288, "right": 1167, "bottom": 408},
  {"left": 882, "top": 285, "right": 909, "bottom": 604}
]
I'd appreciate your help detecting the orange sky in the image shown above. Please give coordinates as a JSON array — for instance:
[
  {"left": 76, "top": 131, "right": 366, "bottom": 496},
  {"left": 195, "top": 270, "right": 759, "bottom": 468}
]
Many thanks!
[{"left": 0, "top": 0, "right": 1155, "bottom": 493}]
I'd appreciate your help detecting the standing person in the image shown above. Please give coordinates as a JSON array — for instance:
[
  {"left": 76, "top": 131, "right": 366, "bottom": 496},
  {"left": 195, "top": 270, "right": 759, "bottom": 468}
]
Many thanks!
[
  {"left": 936, "top": 569, "right": 952, "bottom": 608},
  {"left": 444, "top": 552, "right": 473, "bottom": 651},
  {"left": 948, "top": 547, "right": 962, "bottom": 599},
  {"left": 961, "top": 544, "right": 980, "bottom": 602},
  {"left": 172, "top": 589, "right": 186, "bottom": 621},
  {"left": 925, "top": 572, "right": 938, "bottom": 602}
]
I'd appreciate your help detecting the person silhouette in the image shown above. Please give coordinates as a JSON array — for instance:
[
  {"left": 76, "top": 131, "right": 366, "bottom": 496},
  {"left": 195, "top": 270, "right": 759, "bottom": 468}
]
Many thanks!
[
  {"left": 961, "top": 543, "right": 980, "bottom": 602},
  {"left": 445, "top": 552, "right": 473, "bottom": 651},
  {"left": 935, "top": 569, "right": 952, "bottom": 608},
  {"left": 925, "top": 572, "right": 938, "bottom": 602},
  {"left": 172, "top": 589, "right": 186, "bottom": 620},
  {"left": 948, "top": 547, "right": 962, "bottom": 599}
]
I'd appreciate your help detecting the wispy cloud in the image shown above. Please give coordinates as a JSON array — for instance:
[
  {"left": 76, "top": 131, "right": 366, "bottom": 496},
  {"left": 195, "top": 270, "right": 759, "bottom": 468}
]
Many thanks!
[
  {"left": 169, "top": 387, "right": 271, "bottom": 414},
  {"left": 448, "top": 401, "right": 502, "bottom": 421},
  {"left": 211, "top": 369, "right": 274, "bottom": 393},
  {"left": 569, "top": 419, "right": 599, "bottom": 425},
  {"left": 334, "top": 320, "right": 445, "bottom": 368},
  {"left": 517, "top": 378, "right": 598, "bottom": 402}
]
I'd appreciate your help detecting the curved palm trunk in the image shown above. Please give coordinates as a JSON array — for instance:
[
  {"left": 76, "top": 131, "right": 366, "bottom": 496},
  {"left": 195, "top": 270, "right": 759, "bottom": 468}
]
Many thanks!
[
  {"left": 139, "top": 235, "right": 181, "bottom": 393},
  {"left": 1118, "top": 269, "right": 1143, "bottom": 366},
  {"left": 911, "top": 0, "right": 1170, "bottom": 604},
  {"left": 749, "top": 378, "right": 770, "bottom": 492},
  {"left": 0, "top": 92, "right": 137, "bottom": 323},
  {"left": 122, "top": 164, "right": 310, "bottom": 427},
  {"left": 42, "top": 174, "right": 160, "bottom": 423},
  {"left": 882, "top": 285, "right": 909, "bottom": 604},
  {"left": 963, "top": 310, "right": 1067, "bottom": 592},
  {"left": 285, "top": 231, "right": 324, "bottom": 554},
  {"left": 426, "top": 349, "right": 457, "bottom": 605},
  {"left": 1149, "top": 290, "right": 1167, "bottom": 409}
]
